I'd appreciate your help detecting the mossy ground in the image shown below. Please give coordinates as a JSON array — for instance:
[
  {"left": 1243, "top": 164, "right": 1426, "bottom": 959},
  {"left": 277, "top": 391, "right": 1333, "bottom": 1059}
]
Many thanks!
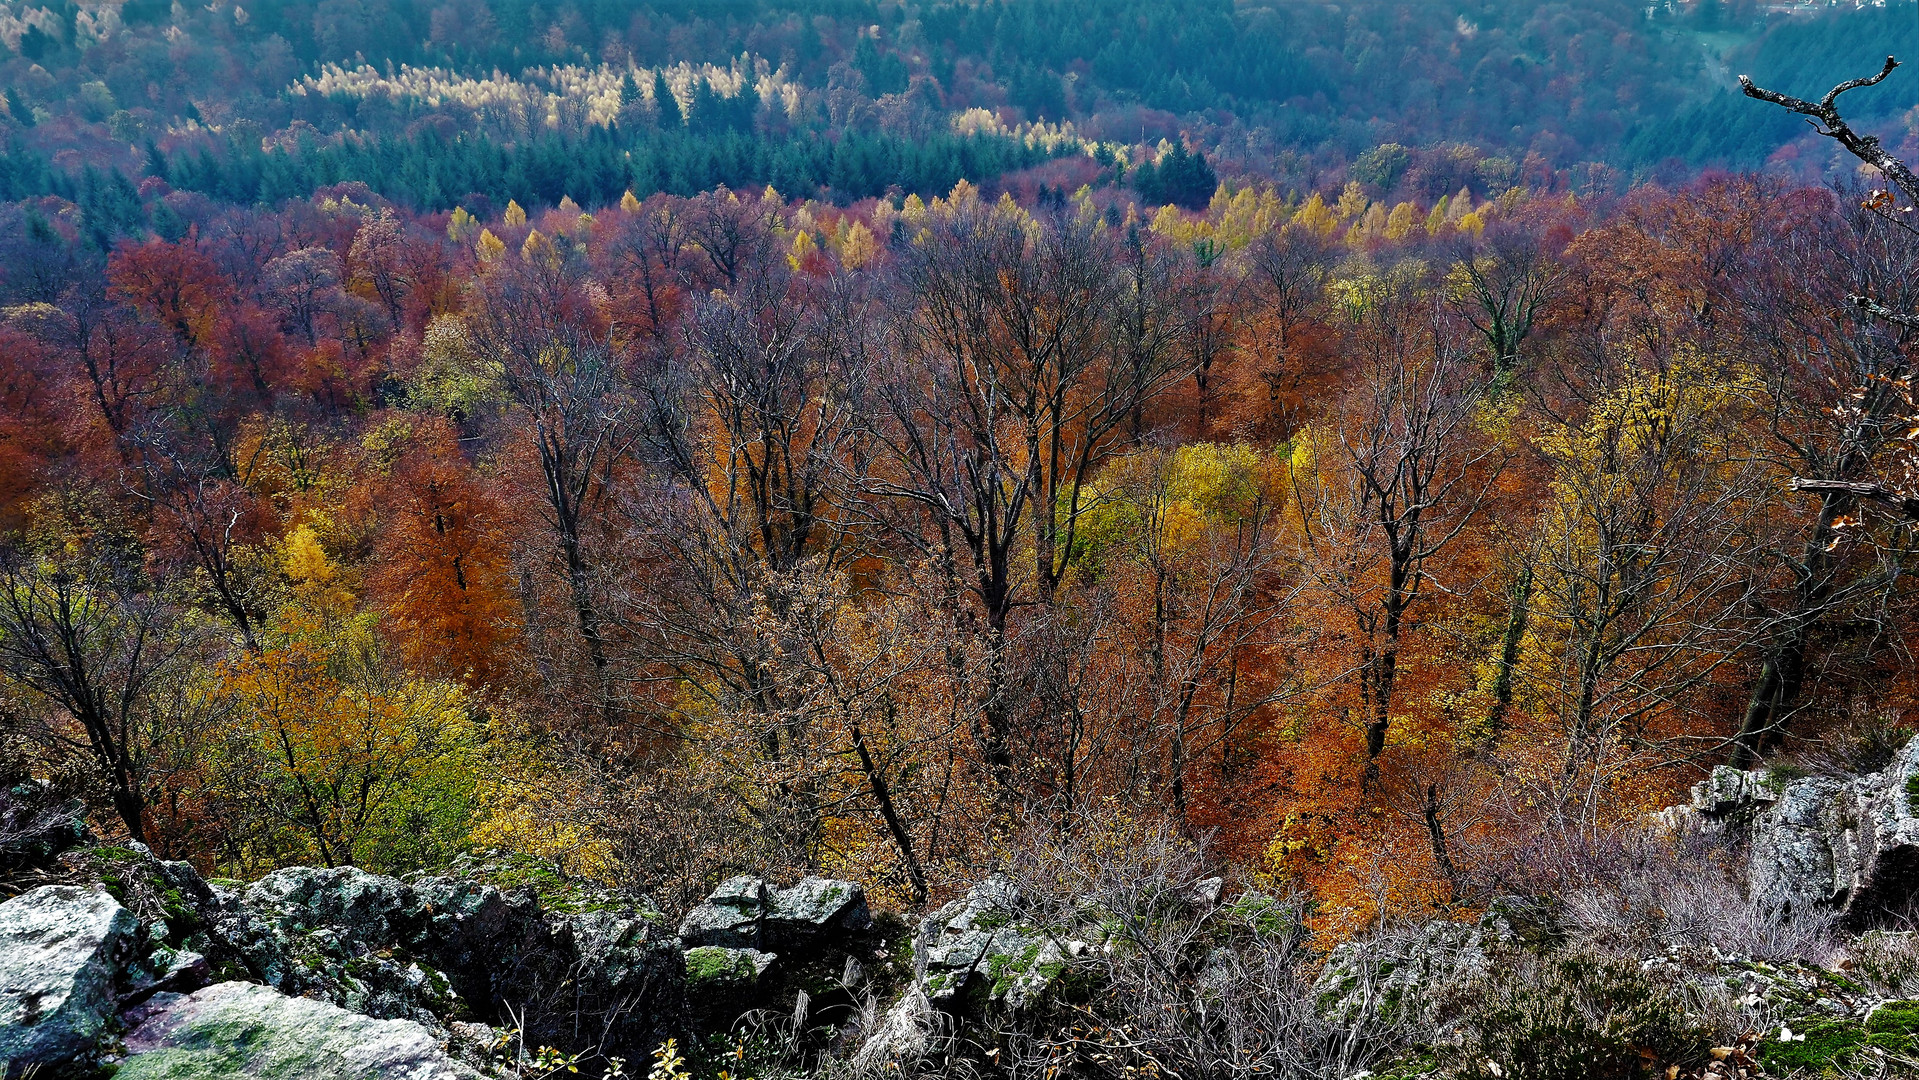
[{"left": 1758, "top": 1001, "right": 1919, "bottom": 1075}]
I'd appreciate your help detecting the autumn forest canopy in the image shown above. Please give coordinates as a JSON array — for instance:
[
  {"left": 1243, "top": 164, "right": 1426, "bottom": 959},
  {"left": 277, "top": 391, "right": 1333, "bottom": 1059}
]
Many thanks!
[{"left": 12, "top": 0, "right": 1919, "bottom": 962}]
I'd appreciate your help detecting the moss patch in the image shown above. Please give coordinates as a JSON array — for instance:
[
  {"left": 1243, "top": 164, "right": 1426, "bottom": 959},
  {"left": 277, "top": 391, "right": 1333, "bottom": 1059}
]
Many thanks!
[
  {"left": 1868, "top": 999, "right": 1919, "bottom": 1053},
  {"left": 684, "top": 946, "right": 756, "bottom": 984},
  {"left": 1759, "top": 1020, "right": 1869, "bottom": 1074}
]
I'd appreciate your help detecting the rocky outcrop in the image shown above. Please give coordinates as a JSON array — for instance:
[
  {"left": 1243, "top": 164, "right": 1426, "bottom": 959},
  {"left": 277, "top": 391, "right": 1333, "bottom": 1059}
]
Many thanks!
[
  {"left": 852, "top": 876, "right": 1079, "bottom": 1072},
  {"left": 1677, "top": 734, "right": 1919, "bottom": 922},
  {"left": 213, "top": 866, "right": 462, "bottom": 1026},
  {"left": 678, "top": 874, "right": 769, "bottom": 948},
  {"left": 675, "top": 874, "right": 882, "bottom": 1034},
  {"left": 768, "top": 876, "right": 874, "bottom": 946},
  {"left": 212, "top": 864, "right": 685, "bottom": 1058},
  {"left": 117, "top": 981, "right": 485, "bottom": 1079},
  {"left": 916, "top": 875, "right": 1062, "bottom": 1011},
  {"left": 2, "top": 849, "right": 891, "bottom": 1077},
  {"left": 1313, "top": 911, "right": 1503, "bottom": 1024},
  {"left": 0, "top": 885, "right": 138, "bottom": 1071},
  {"left": 678, "top": 874, "right": 873, "bottom": 952}
]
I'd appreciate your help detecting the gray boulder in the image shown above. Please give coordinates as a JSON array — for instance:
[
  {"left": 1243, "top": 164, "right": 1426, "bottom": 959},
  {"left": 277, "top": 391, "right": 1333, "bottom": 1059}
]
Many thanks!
[
  {"left": 116, "top": 981, "right": 485, "bottom": 1079},
  {"left": 767, "top": 876, "right": 872, "bottom": 947},
  {"left": 678, "top": 875, "right": 770, "bottom": 948},
  {"left": 0, "top": 885, "right": 137, "bottom": 1069},
  {"left": 678, "top": 875, "right": 871, "bottom": 951},
  {"left": 915, "top": 876, "right": 1061, "bottom": 1010},
  {"left": 1683, "top": 734, "right": 1919, "bottom": 922}
]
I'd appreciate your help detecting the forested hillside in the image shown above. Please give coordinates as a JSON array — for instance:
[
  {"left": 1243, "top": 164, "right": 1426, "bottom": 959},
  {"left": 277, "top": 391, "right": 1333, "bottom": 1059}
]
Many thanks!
[{"left": 2, "top": 0, "right": 1917, "bottom": 225}]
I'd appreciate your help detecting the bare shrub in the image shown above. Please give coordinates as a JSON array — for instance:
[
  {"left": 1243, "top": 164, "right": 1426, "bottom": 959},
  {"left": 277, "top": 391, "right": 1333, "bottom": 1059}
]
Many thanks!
[
  {"left": 972, "top": 811, "right": 1438, "bottom": 1080},
  {"left": 1777, "top": 702, "right": 1915, "bottom": 779},
  {"left": 1847, "top": 898, "right": 1919, "bottom": 997},
  {"left": 0, "top": 774, "right": 88, "bottom": 878},
  {"left": 1471, "top": 814, "right": 1837, "bottom": 966}
]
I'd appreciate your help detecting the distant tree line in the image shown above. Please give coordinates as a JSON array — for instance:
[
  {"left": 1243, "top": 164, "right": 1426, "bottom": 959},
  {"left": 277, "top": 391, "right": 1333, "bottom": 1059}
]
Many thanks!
[{"left": 0, "top": 124, "right": 1069, "bottom": 219}]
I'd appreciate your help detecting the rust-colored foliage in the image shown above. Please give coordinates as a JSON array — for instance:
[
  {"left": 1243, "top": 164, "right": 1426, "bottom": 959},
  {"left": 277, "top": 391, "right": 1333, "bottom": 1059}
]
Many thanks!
[
  {"left": 364, "top": 420, "right": 522, "bottom": 686},
  {"left": 2, "top": 176, "right": 1915, "bottom": 923}
]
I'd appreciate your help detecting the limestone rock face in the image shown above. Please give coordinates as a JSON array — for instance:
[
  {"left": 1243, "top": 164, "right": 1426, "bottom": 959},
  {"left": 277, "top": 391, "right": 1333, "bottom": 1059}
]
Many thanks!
[
  {"left": 1684, "top": 735, "right": 1919, "bottom": 922},
  {"left": 117, "top": 981, "right": 485, "bottom": 1080},
  {"left": 0, "top": 884, "right": 138, "bottom": 1069}
]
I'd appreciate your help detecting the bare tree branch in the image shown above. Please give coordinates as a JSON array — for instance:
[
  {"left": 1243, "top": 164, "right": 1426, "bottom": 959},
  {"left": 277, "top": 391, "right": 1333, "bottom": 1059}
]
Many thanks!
[
  {"left": 1788, "top": 476, "right": 1919, "bottom": 522},
  {"left": 1741, "top": 57, "right": 1919, "bottom": 207}
]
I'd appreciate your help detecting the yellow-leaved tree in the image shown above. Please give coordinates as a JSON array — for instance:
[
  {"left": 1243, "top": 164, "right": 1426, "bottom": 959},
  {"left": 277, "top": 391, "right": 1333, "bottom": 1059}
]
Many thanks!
[
  {"left": 205, "top": 520, "right": 510, "bottom": 875},
  {"left": 1500, "top": 351, "right": 1772, "bottom": 830}
]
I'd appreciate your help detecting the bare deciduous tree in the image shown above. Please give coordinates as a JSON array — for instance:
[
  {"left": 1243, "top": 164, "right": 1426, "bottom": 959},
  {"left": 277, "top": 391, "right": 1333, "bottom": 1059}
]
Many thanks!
[
  {"left": 1292, "top": 298, "right": 1503, "bottom": 782},
  {"left": 873, "top": 200, "right": 1197, "bottom": 792}
]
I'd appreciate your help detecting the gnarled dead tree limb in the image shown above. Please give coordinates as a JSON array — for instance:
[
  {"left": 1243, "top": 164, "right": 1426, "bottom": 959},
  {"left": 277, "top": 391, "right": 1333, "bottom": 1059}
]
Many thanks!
[
  {"left": 1746, "top": 58, "right": 1919, "bottom": 523},
  {"left": 1787, "top": 477, "right": 1919, "bottom": 523},
  {"left": 1741, "top": 57, "right": 1919, "bottom": 205}
]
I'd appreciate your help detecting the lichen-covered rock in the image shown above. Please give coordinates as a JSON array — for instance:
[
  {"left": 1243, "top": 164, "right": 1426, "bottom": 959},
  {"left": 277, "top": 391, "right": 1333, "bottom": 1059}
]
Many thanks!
[
  {"left": 552, "top": 906, "right": 686, "bottom": 1052},
  {"left": 1683, "top": 734, "right": 1919, "bottom": 922},
  {"left": 683, "top": 944, "right": 777, "bottom": 1030},
  {"left": 678, "top": 875, "right": 871, "bottom": 952},
  {"left": 678, "top": 874, "right": 769, "bottom": 948},
  {"left": 211, "top": 866, "right": 456, "bottom": 1027},
  {"left": 685, "top": 945, "right": 776, "bottom": 985},
  {"left": 1691, "top": 765, "right": 1784, "bottom": 817},
  {"left": 116, "top": 981, "right": 485, "bottom": 1079},
  {"left": 205, "top": 863, "right": 682, "bottom": 1061},
  {"left": 915, "top": 876, "right": 1060, "bottom": 1010},
  {"left": 0, "top": 885, "right": 137, "bottom": 1069},
  {"left": 1313, "top": 915, "right": 1502, "bottom": 1025},
  {"left": 766, "top": 876, "right": 871, "bottom": 947},
  {"left": 1749, "top": 777, "right": 1859, "bottom": 914},
  {"left": 1848, "top": 736, "right": 1919, "bottom": 917},
  {"left": 851, "top": 876, "right": 1086, "bottom": 1068}
]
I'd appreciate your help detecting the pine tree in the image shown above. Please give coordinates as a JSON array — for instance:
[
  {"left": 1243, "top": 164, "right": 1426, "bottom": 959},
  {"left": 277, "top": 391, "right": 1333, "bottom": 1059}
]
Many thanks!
[
  {"left": 5, "top": 88, "right": 34, "bottom": 128},
  {"left": 688, "top": 78, "right": 722, "bottom": 136},
  {"left": 652, "top": 72, "right": 682, "bottom": 129}
]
